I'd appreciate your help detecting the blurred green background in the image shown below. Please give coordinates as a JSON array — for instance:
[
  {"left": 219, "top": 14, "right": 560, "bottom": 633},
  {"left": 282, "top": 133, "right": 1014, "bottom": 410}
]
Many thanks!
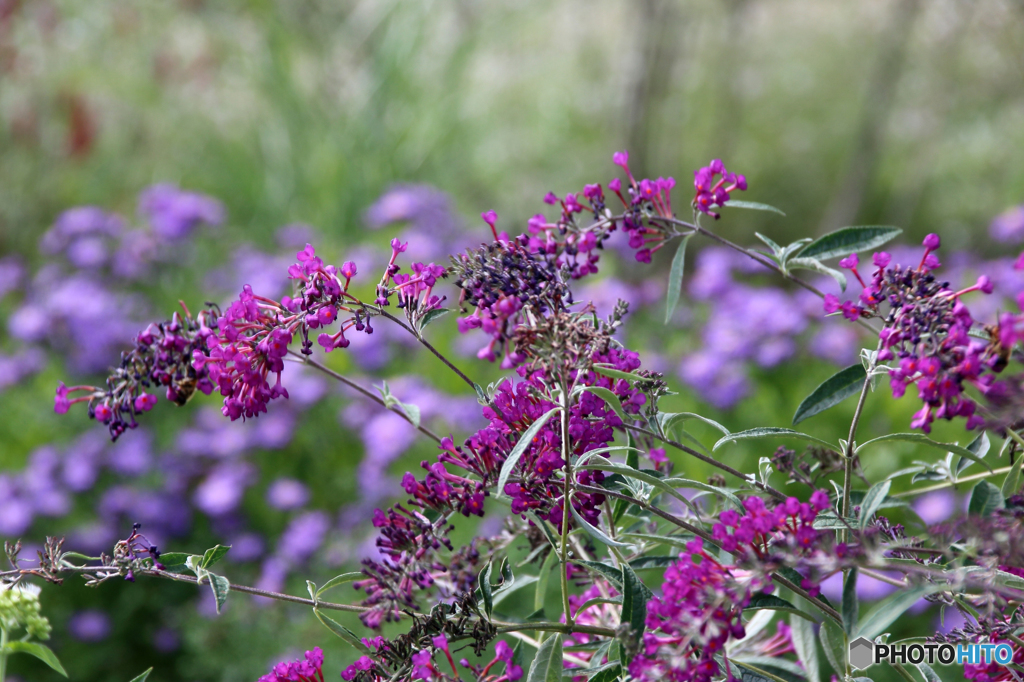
[{"left": 2, "top": 1, "right": 1024, "bottom": 681}]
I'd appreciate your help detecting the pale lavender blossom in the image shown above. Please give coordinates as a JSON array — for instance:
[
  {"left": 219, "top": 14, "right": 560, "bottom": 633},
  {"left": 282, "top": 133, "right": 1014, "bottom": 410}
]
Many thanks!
[{"left": 266, "top": 478, "right": 311, "bottom": 511}]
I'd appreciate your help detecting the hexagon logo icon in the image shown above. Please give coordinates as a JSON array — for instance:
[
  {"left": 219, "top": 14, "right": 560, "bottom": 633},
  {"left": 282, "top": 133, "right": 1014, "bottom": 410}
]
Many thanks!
[{"left": 849, "top": 637, "right": 875, "bottom": 670}]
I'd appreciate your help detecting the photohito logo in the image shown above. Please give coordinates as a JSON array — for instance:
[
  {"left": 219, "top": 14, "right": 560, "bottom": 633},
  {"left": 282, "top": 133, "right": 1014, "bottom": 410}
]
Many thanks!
[{"left": 848, "top": 637, "right": 1014, "bottom": 670}]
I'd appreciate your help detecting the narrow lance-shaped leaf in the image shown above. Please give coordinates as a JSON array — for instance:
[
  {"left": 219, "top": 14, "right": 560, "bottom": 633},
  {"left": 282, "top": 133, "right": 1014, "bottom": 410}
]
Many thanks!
[
  {"left": 857, "top": 433, "right": 993, "bottom": 472},
  {"left": 316, "top": 572, "right": 363, "bottom": 598},
  {"left": 496, "top": 407, "right": 561, "bottom": 499},
  {"left": 787, "top": 257, "right": 847, "bottom": 292},
  {"left": 858, "top": 480, "right": 892, "bottom": 529},
  {"left": 713, "top": 427, "right": 835, "bottom": 452},
  {"left": 313, "top": 608, "right": 371, "bottom": 653},
  {"left": 854, "top": 583, "right": 944, "bottom": 640},
  {"left": 580, "top": 386, "right": 629, "bottom": 425},
  {"left": 527, "top": 633, "right": 563, "bottom": 682},
  {"left": 569, "top": 500, "right": 633, "bottom": 548},
  {"left": 128, "top": 668, "right": 154, "bottom": 682},
  {"left": 1002, "top": 435, "right": 1024, "bottom": 497},
  {"left": 818, "top": 620, "right": 846, "bottom": 677},
  {"left": 956, "top": 431, "right": 990, "bottom": 477},
  {"left": 798, "top": 225, "right": 902, "bottom": 261},
  {"left": 664, "top": 234, "right": 692, "bottom": 324},
  {"left": 789, "top": 616, "right": 821, "bottom": 682},
  {"left": 4, "top": 641, "right": 68, "bottom": 677},
  {"left": 728, "top": 200, "right": 787, "bottom": 216},
  {"left": 793, "top": 364, "right": 866, "bottom": 425},
  {"left": 620, "top": 563, "right": 650, "bottom": 656},
  {"left": 842, "top": 568, "right": 859, "bottom": 634},
  {"left": 745, "top": 594, "right": 816, "bottom": 622}
]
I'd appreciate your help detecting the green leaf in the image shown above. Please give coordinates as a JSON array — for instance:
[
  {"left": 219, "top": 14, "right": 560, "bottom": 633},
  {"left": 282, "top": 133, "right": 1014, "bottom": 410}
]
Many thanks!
[
  {"left": 527, "top": 633, "right": 563, "bottom": 682},
  {"left": 592, "top": 365, "right": 645, "bottom": 383},
  {"left": 798, "top": 225, "right": 902, "bottom": 261},
  {"left": 664, "top": 234, "right": 692, "bottom": 324},
  {"left": 157, "top": 552, "right": 189, "bottom": 567},
  {"left": 659, "top": 412, "right": 730, "bottom": 437},
  {"left": 713, "top": 427, "right": 834, "bottom": 452},
  {"left": 418, "top": 307, "right": 450, "bottom": 331},
  {"left": 968, "top": 480, "right": 1005, "bottom": 517},
  {"left": 1003, "top": 442, "right": 1024, "bottom": 498},
  {"left": 473, "top": 382, "right": 489, "bottom": 405},
  {"left": 479, "top": 561, "right": 495, "bottom": 617},
  {"left": 818, "top": 620, "right": 846, "bottom": 677},
  {"left": 397, "top": 401, "right": 421, "bottom": 428},
  {"left": 580, "top": 386, "right": 629, "bottom": 425},
  {"left": 858, "top": 433, "right": 993, "bottom": 472},
  {"left": 316, "top": 572, "right": 363, "bottom": 598},
  {"left": 755, "top": 232, "right": 784, "bottom": 257},
  {"left": 859, "top": 480, "right": 892, "bottom": 529},
  {"left": 620, "top": 564, "right": 650, "bottom": 654},
  {"left": 793, "top": 364, "right": 866, "bottom": 425},
  {"left": 854, "top": 584, "right": 943, "bottom": 640},
  {"left": 128, "top": 668, "right": 154, "bottom": 682},
  {"left": 569, "top": 501, "right": 633, "bottom": 548},
  {"left": 587, "top": 664, "right": 622, "bottom": 682},
  {"left": 534, "top": 549, "right": 557, "bottom": 612},
  {"left": 209, "top": 573, "right": 230, "bottom": 614},
  {"left": 526, "top": 512, "right": 562, "bottom": 552},
  {"left": 956, "top": 431, "right": 991, "bottom": 477},
  {"left": 496, "top": 407, "right": 561, "bottom": 499},
  {"left": 842, "top": 568, "right": 859, "bottom": 634},
  {"left": 313, "top": 608, "right": 370, "bottom": 653},
  {"left": 576, "top": 560, "right": 624, "bottom": 590},
  {"left": 916, "top": 661, "right": 942, "bottom": 682},
  {"left": 787, "top": 257, "right": 848, "bottom": 292},
  {"left": 745, "top": 594, "right": 816, "bottom": 621},
  {"left": 628, "top": 555, "right": 676, "bottom": 569},
  {"left": 789, "top": 615, "right": 821, "bottom": 682},
  {"left": 577, "top": 462, "right": 710, "bottom": 517},
  {"left": 728, "top": 200, "right": 787, "bottom": 216},
  {"left": 661, "top": 476, "right": 744, "bottom": 511},
  {"left": 4, "top": 641, "right": 68, "bottom": 677},
  {"left": 812, "top": 512, "right": 857, "bottom": 530},
  {"left": 201, "top": 544, "right": 231, "bottom": 569}
]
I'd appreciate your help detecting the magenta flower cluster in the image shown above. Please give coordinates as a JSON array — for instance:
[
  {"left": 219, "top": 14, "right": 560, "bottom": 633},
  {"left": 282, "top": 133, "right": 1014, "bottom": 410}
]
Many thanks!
[
  {"left": 692, "top": 158, "right": 747, "bottom": 220},
  {"left": 824, "top": 234, "right": 1022, "bottom": 432},
  {"left": 256, "top": 647, "right": 324, "bottom": 682},
  {"left": 630, "top": 537, "right": 755, "bottom": 682},
  {"left": 356, "top": 347, "right": 646, "bottom": 627}
]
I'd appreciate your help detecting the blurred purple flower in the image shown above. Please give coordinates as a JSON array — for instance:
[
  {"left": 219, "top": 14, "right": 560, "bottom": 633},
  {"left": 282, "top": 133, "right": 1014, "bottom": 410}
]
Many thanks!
[
  {"left": 0, "top": 257, "right": 24, "bottom": 298},
  {"left": 107, "top": 429, "right": 153, "bottom": 476},
  {"left": 40, "top": 207, "right": 123, "bottom": 255},
  {"left": 227, "top": 532, "right": 265, "bottom": 562},
  {"left": 193, "top": 463, "right": 255, "bottom": 517},
  {"left": 67, "top": 610, "right": 112, "bottom": 642},
  {"left": 153, "top": 627, "right": 181, "bottom": 653},
  {"left": 913, "top": 489, "right": 956, "bottom": 525},
  {"left": 276, "top": 511, "right": 330, "bottom": 563},
  {"left": 266, "top": 478, "right": 311, "bottom": 511},
  {"left": 0, "top": 347, "right": 45, "bottom": 391},
  {"left": 138, "top": 183, "right": 224, "bottom": 240},
  {"left": 990, "top": 205, "right": 1024, "bottom": 243},
  {"left": 276, "top": 223, "right": 317, "bottom": 248}
]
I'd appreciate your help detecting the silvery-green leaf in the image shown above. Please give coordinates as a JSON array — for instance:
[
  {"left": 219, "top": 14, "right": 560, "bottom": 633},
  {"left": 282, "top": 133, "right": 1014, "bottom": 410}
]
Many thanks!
[
  {"left": 714, "top": 428, "right": 834, "bottom": 452},
  {"left": 968, "top": 480, "right": 1005, "bottom": 517},
  {"left": 664, "top": 234, "right": 692, "bottom": 324},
  {"left": 527, "top": 634, "right": 563, "bottom": 682},
  {"left": 659, "top": 412, "right": 730, "bottom": 437},
  {"left": 580, "top": 386, "right": 629, "bottom": 425},
  {"left": 570, "top": 502, "right": 633, "bottom": 548},
  {"left": 418, "top": 307, "right": 450, "bottom": 331},
  {"left": 818, "top": 620, "right": 846, "bottom": 677},
  {"left": 798, "top": 225, "right": 902, "bottom": 261},
  {"left": 858, "top": 433, "right": 992, "bottom": 472},
  {"left": 790, "top": 616, "right": 821, "bottom": 682},
  {"left": 793, "top": 364, "right": 866, "bottom": 425},
  {"left": 744, "top": 594, "right": 816, "bottom": 622},
  {"left": 1002, "top": 438, "right": 1024, "bottom": 498},
  {"left": 842, "top": 568, "right": 859, "bottom": 634},
  {"left": 313, "top": 608, "right": 370, "bottom": 653},
  {"left": 496, "top": 407, "right": 561, "bottom": 499},
  {"left": 754, "top": 232, "right": 784, "bottom": 257},
  {"left": 955, "top": 431, "right": 991, "bottom": 477},
  {"left": 859, "top": 480, "right": 892, "bottom": 529},
  {"left": 787, "top": 257, "right": 848, "bottom": 292},
  {"left": 854, "top": 584, "right": 944, "bottom": 640},
  {"left": 316, "top": 572, "right": 363, "bottom": 598},
  {"left": 209, "top": 573, "right": 230, "bottom": 613},
  {"left": 128, "top": 668, "right": 154, "bottom": 682},
  {"left": 576, "top": 560, "right": 624, "bottom": 590},
  {"left": 728, "top": 200, "right": 787, "bottom": 216}
]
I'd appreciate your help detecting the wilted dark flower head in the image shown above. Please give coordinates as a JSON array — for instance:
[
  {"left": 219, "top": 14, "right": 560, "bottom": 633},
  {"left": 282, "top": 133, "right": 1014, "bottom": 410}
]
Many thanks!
[{"left": 54, "top": 304, "right": 218, "bottom": 440}]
